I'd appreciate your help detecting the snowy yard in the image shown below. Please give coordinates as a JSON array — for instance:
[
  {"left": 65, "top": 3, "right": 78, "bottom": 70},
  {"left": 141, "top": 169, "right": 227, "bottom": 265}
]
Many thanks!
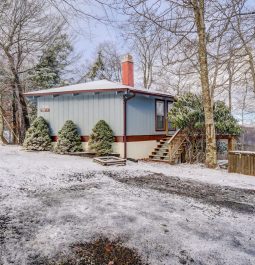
[{"left": 1, "top": 146, "right": 255, "bottom": 265}]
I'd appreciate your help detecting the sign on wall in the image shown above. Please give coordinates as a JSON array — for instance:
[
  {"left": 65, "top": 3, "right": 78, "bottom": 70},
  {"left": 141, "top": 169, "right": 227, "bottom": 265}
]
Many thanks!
[{"left": 40, "top": 107, "right": 50, "bottom": 112}]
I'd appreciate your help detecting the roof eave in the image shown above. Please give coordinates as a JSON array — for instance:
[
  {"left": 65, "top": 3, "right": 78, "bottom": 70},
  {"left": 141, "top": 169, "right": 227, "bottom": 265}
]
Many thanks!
[
  {"left": 24, "top": 87, "right": 175, "bottom": 100},
  {"left": 23, "top": 88, "right": 128, "bottom": 97},
  {"left": 128, "top": 89, "right": 175, "bottom": 100}
]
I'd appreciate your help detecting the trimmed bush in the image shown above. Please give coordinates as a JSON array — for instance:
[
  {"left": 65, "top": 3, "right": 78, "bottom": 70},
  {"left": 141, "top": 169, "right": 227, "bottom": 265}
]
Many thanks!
[
  {"left": 89, "top": 120, "right": 114, "bottom": 156},
  {"left": 54, "top": 120, "right": 83, "bottom": 154},
  {"left": 23, "top": 116, "right": 52, "bottom": 151}
]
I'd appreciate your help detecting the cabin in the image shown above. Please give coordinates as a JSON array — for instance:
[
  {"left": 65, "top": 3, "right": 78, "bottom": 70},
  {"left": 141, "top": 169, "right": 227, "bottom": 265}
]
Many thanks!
[{"left": 24, "top": 54, "right": 176, "bottom": 159}]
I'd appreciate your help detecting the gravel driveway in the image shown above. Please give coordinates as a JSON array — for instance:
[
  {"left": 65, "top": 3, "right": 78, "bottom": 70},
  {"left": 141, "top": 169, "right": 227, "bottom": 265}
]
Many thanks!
[{"left": 0, "top": 146, "right": 255, "bottom": 265}]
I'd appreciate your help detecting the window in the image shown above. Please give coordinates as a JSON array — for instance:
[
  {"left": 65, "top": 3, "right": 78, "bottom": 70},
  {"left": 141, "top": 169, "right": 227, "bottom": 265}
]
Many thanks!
[
  {"left": 155, "top": 100, "right": 165, "bottom": 130},
  {"left": 167, "top": 101, "right": 173, "bottom": 113},
  {"left": 167, "top": 101, "right": 174, "bottom": 130}
]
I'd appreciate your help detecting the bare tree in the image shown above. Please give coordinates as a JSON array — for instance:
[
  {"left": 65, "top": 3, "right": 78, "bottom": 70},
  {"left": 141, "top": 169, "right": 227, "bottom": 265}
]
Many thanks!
[
  {"left": 0, "top": 0, "right": 64, "bottom": 141},
  {"left": 230, "top": 1, "right": 255, "bottom": 94},
  {"left": 121, "top": 14, "right": 163, "bottom": 89},
  {"left": 0, "top": 93, "right": 4, "bottom": 144},
  {"left": 79, "top": 41, "right": 122, "bottom": 82},
  {"left": 118, "top": 0, "right": 255, "bottom": 167},
  {"left": 119, "top": 0, "right": 220, "bottom": 167},
  {"left": 190, "top": 0, "right": 217, "bottom": 167}
]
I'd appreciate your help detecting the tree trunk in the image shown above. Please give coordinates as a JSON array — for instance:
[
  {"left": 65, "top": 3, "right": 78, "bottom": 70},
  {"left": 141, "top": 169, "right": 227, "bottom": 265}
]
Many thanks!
[
  {"left": 0, "top": 95, "right": 4, "bottom": 144},
  {"left": 12, "top": 89, "right": 19, "bottom": 144},
  {"left": 227, "top": 62, "right": 232, "bottom": 113},
  {"left": 0, "top": 95, "right": 10, "bottom": 144},
  {"left": 6, "top": 50, "right": 30, "bottom": 142},
  {"left": 15, "top": 73, "right": 30, "bottom": 142},
  {"left": 192, "top": 0, "right": 217, "bottom": 168},
  {"left": 245, "top": 47, "right": 255, "bottom": 94}
]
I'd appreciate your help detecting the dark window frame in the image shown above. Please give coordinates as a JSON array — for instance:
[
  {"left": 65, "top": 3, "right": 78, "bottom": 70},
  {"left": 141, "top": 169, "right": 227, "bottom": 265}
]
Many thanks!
[{"left": 155, "top": 99, "right": 166, "bottom": 131}]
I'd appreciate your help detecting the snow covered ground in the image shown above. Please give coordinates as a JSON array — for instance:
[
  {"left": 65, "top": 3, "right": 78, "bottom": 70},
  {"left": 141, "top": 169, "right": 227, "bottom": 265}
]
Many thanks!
[{"left": 0, "top": 145, "right": 255, "bottom": 265}]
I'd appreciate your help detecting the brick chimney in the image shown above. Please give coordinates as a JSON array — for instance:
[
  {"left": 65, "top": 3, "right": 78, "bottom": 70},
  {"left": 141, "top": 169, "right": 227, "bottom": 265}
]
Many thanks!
[{"left": 122, "top": 54, "right": 134, "bottom": 87}]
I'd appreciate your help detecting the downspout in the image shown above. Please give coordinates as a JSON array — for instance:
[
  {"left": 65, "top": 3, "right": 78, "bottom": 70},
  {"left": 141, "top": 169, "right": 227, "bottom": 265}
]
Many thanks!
[{"left": 123, "top": 91, "right": 135, "bottom": 159}]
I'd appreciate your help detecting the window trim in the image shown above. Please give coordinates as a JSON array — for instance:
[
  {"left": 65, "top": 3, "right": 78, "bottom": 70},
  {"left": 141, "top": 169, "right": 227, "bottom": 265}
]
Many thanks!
[
  {"left": 167, "top": 100, "right": 176, "bottom": 131},
  {"left": 155, "top": 99, "right": 166, "bottom": 131}
]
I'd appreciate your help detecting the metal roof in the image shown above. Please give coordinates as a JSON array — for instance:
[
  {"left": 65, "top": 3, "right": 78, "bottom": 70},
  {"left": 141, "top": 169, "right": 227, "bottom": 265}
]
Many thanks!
[{"left": 23, "top": 79, "right": 174, "bottom": 99}]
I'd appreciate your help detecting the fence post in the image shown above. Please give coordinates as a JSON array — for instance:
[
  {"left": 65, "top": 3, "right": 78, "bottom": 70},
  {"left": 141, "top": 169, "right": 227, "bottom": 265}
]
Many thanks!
[{"left": 228, "top": 137, "right": 236, "bottom": 152}]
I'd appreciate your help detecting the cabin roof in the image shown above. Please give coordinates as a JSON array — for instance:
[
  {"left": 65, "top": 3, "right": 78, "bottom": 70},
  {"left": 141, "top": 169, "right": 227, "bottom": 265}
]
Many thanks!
[{"left": 23, "top": 79, "right": 175, "bottom": 99}]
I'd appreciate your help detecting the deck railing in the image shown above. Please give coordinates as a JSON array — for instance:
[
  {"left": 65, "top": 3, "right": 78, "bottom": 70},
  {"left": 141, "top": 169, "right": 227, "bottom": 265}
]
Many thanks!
[{"left": 168, "top": 129, "right": 186, "bottom": 163}]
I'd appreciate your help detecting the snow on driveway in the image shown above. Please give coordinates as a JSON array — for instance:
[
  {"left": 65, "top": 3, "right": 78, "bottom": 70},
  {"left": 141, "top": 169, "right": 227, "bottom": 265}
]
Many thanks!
[
  {"left": 127, "top": 160, "right": 255, "bottom": 190},
  {"left": 0, "top": 145, "right": 255, "bottom": 265}
]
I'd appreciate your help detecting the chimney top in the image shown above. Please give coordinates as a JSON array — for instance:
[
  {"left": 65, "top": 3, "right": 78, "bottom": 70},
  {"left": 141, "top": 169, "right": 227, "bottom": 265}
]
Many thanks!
[
  {"left": 122, "top": 54, "right": 133, "bottom": 63},
  {"left": 122, "top": 54, "right": 134, "bottom": 87}
]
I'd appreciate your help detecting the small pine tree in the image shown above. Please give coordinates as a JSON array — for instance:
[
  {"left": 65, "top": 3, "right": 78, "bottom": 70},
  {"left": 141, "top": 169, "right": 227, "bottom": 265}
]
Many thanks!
[
  {"left": 23, "top": 116, "right": 52, "bottom": 151},
  {"left": 54, "top": 120, "right": 83, "bottom": 154},
  {"left": 89, "top": 120, "right": 114, "bottom": 156}
]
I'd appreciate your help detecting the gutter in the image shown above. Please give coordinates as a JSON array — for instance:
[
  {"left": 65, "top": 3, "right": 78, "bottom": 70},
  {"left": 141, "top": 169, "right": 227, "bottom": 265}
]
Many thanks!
[{"left": 123, "top": 90, "right": 136, "bottom": 159}]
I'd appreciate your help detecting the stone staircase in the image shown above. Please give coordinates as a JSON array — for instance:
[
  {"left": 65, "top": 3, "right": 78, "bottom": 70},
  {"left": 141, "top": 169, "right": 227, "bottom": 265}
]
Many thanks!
[
  {"left": 149, "top": 137, "right": 171, "bottom": 161},
  {"left": 149, "top": 130, "right": 187, "bottom": 164}
]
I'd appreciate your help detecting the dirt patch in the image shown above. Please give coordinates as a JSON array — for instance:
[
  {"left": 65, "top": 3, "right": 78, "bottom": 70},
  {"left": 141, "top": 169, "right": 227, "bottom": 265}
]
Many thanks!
[
  {"left": 0, "top": 215, "right": 11, "bottom": 245},
  {"left": 62, "top": 172, "right": 98, "bottom": 182},
  {"left": 46, "top": 237, "right": 148, "bottom": 265},
  {"left": 106, "top": 171, "right": 255, "bottom": 213}
]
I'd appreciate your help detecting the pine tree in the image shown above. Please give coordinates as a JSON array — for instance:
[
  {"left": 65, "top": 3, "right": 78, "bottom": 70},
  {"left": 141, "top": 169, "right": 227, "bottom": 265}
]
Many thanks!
[
  {"left": 89, "top": 120, "right": 114, "bottom": 156},
  {"left": 23, "top": 116, "right": 52, "bottom": 151},
  {"left": 86, "top": 51, "right": 105, "bottom": 81},
  {"left": 29, "top": 34, "right": 73, "bottom": 89},
  {"left": 54, "top": 120, "right": 82, "bottom": 154},
  {"left": 83, "top": 42, "right": 122, "bottom": 82}
]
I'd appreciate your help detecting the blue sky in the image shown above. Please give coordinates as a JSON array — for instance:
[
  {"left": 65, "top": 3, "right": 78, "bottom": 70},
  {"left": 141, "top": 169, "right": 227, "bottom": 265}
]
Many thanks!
[
  {"left": 72, "top": 0, "right": 255, "bottom": 62},
  {"left": 73, "top": 22, "right": 121, "bottom": 61},
  {"left": 70, "top": 2, "right": 126, "bottom": 62}
]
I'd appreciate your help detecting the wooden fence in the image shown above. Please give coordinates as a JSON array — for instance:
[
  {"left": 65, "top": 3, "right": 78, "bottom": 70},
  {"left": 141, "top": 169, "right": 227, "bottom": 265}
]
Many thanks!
[{"left": 228, "top": 151, "right": 255, "bottom": 176}]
